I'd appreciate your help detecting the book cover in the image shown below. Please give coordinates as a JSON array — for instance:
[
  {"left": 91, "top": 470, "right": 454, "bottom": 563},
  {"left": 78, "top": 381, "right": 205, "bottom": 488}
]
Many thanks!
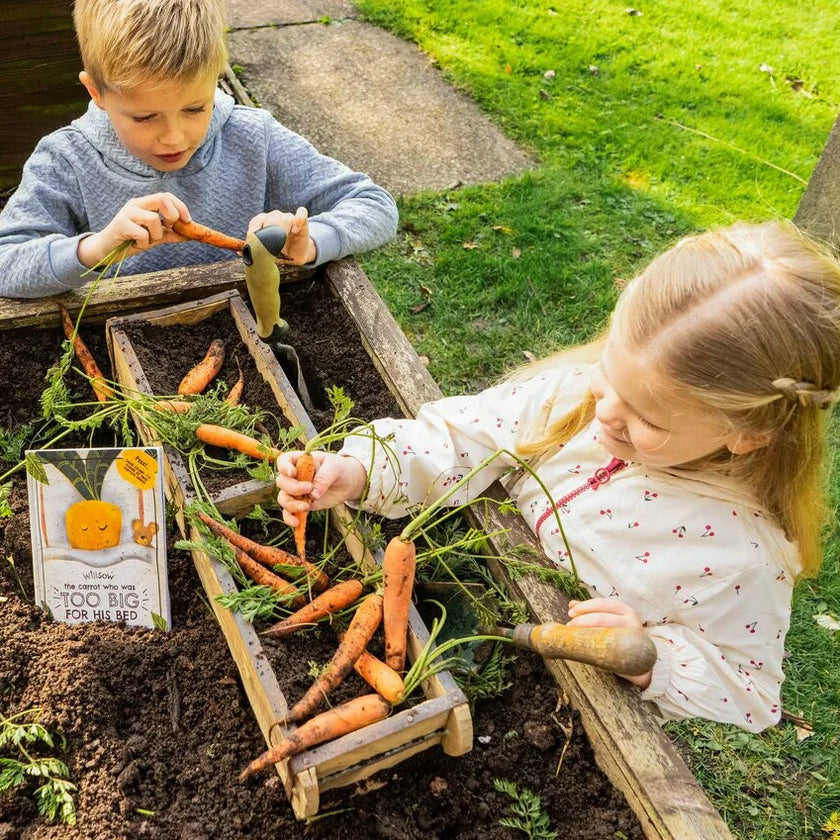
[{"left": 26, "top": 446, "right": 171, "bottom": 629}]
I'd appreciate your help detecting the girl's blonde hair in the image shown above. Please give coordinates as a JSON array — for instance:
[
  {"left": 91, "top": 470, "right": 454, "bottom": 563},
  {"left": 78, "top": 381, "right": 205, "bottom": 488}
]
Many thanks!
[
  {"left": 73, "top": 0, "right": 228, "bottom": 92},
  {"left": 519, "top": 221, "right": 840, "bottom": 578}
]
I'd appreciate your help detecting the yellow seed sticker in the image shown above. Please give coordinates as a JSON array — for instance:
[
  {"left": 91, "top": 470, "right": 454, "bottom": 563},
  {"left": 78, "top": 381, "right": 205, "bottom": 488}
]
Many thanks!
[{"left": 116, "top": 449, "right": 159, "bottom": 491}]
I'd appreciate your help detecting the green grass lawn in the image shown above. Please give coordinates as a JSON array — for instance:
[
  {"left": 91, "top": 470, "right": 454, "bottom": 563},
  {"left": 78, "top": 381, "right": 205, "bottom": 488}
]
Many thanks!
[{"left": 352, "top": 1, "right": 840, "bottom": 837}]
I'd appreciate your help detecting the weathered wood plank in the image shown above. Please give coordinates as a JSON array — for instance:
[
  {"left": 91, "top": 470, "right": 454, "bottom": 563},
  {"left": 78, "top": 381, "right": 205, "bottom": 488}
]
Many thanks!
[{"left": 0, "top": 259, "right": 312, "bottom": 329}]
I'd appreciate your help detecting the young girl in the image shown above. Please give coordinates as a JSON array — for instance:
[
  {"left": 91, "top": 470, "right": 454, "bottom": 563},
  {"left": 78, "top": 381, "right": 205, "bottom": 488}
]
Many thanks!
[{"left": 275, "top": 221, "right": 840, "bottom": 733}]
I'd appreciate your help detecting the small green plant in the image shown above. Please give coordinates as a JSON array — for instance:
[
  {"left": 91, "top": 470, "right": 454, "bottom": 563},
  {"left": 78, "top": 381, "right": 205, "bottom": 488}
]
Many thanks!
[
  {"left": 493, "top": 779, "right": 557, "bottom": 840},
  {"left": 0, "top": 708, "right": 77, "bottom": 826}
]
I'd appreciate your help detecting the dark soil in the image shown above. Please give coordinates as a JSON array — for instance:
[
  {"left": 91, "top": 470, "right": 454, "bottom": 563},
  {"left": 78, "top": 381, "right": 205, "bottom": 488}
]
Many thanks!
[{"left": 0, "top": 281, "right": 644, "bottom": 840}]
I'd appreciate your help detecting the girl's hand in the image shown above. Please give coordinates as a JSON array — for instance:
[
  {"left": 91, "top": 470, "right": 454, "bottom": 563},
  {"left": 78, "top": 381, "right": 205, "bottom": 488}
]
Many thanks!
[
  {"left": 78, "top": 192, "right": 190, "bottom": 267},
  {"left": 275, "top": 451, "right": 368, "bottom": 528},
  {"left": 248, "top": 206, "right": 317, "bottom": 265},
  {"left": 567, "top": 598, "right": 652, "bottom": 689}
]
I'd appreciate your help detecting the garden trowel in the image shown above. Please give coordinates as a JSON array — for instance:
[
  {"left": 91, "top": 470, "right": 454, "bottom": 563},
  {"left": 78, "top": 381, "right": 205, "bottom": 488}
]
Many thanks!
[{"left": 242, "top": 226, "right": 314, "bottom": 412}]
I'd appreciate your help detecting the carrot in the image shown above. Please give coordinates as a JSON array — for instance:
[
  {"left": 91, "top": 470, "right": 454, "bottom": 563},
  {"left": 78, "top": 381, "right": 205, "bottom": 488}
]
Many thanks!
[
  {"left": 59, "top": 304, "right": 112, "bottom": 402},
  {"left": 195, "top": 424, "right": 280, "bottom": 462},
  {"left": 178, "top": 339, "right": 225, "bottom": 395},
  {"left": 154, "top": 400, "right": 193, "bottom": 413},
  {"left": 280, "top": 593, "right": 384, "bottom": 725},
  {"left": 225, "top": 356, "right": 244, "bottom": 406},
  {"left": 238, "top": 694, "right": 390, "bottom": 781},
  {"left": 382, "top": 536, "right": 416, "bottom": 673},
  {"left": 197, "top": 512, "right": 329, "bottom": 591},
  {"left": 352, "top": 647, "right": 405, "bottom": 703},
  {"left": 260, "top": 578, "right": 364, "bottom": 638},
  {"left": 229, "top": 543, "right": 305, "bottom": 609},
  {"left": 292, "top": 451, "right": 317, "bottom": 561},
  {"left": 171, "top": 219, "right": 245, "bottom": 252}
]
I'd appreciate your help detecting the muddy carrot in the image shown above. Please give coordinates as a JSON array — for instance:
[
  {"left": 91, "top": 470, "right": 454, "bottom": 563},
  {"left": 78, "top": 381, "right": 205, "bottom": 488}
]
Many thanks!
[
  {"left": 225, "top": 356, "right": 244, "bottom": 406},
  {"left": 260, "top": 579, "right": 364, "bottom": 638},
  {"left": 197, "top": 512, "right": 329, "bottom": 591},
  {"left": 239, "top": 694, "right": 390, "bottom": 781},
  {"left": 352, "top": 647, "right": 405, "bottom": 703},
  {"left": 195, "top": 424, "right": 281, "bottom": 461},
  {"left": 229, "top": 543, "right": 305, "bottom": 609},
  {"left": 178, "top": 339, "right": 225, "bottom": 395},
  {"left": 59, "top": 304, "right": 112, "bottom": 402},
  {"left": 291, "top": 451, "right": 317, "bottom": 561},
  {"left": 171, "top": 219, "right": 246, "bottom": 252},
  {"left": 280, "top": 593, "right": 384, "bottom": 726},
  {"left": 382, "top": 536, "right": 416, "bottom": 673}
]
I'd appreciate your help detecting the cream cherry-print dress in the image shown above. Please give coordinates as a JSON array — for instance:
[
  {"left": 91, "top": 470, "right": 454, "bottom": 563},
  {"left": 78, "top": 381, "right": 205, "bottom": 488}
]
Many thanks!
[{"left": 340, "top": 364, "right": 798, "bottom": 732}]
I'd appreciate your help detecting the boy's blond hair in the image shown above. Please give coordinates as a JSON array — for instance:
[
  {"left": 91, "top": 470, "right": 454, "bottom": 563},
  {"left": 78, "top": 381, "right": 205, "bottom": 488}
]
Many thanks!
[
  {"left": 518, "top": 221, "right": 840, "bottom": 578},
  {"left": 73, "top": 0, "right": 228, "bottom": 92}
]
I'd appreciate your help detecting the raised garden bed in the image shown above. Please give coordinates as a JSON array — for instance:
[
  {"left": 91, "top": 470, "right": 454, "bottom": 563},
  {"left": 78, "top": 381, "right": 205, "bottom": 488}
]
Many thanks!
[{"left": 0, "top": 257, "right": 731, "bottom": 838}]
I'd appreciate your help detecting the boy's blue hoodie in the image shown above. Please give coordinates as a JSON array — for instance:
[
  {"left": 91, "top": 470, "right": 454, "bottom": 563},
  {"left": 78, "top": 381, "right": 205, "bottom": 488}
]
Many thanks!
[{"left": 0, "top": 91, "right": 398, "bottom": 298}]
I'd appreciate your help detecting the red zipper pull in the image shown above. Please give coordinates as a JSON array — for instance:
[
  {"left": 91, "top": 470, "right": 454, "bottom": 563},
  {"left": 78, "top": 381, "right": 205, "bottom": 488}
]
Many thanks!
[{"left": 586, "top": 457, "right": 626, "bottom": 490}]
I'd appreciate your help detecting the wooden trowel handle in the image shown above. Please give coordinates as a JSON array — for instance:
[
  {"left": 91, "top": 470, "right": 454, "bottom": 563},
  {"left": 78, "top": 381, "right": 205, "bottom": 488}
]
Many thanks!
[
  {"left": 243, "top": 229, "right": 283, "bottom": 340},
  {"left": 501, "top": 622, "right": 657, "bottom": 676}
]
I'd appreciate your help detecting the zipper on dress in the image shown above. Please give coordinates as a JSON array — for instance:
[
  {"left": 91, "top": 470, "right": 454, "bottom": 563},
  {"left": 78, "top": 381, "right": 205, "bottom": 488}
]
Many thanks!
[{"left": 535, "top": 457, "right": 627, "bottom": 536}]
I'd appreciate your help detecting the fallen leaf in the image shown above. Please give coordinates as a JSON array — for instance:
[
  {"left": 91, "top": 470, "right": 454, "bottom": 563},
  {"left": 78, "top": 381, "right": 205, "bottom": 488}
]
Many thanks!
[
  {"left": 418, "top": 355, "right": 430, "bottom": 367},
  {"left": 814, "top": 613, "right": 840, "bottom": 632},
  {"left": 589, "top": 65, "right": 600, "bottom": 75},
  {"left": 626, "top": 7, "right": 642, "bottom": 15},
  {"left": 759, "top": 63, "right": 774, "bottom": 74},
  {"left": 505, "top": 64, "right": 512, "bottom": 74},
  {"left": 695, "top": 64, "right": 702, "bottom": 72},
  {"left": 409, "top": 302, "right": 430, "bottom": 314},
  {"left": 539, "top": 89, "right": 552, "bottom": 101},
  {"left": 217, "top": 676, "right": 237, "bottom": 686},
  {"left": 419, "top": 284, "right": 433, "bottom": 300},
  {"left": 795, "top": 725, "right": 814, "bottom": 742},
  {"left": 430, "top": 777, "right": 448, "bottom": 795},
  {"left": 492, "top": 225, "right": 514, "bottom": 234},
  {"left": 511, "top": 247, "right": 522, "bottom": 259},
  {"left": 462, "top": 241, "right": 479, "bottom": 250},
  {"left": 543, "top": 69, "right": 556, "bottom": 79},
  {"left": 788, "top": 78, "right": 814, "bottom": 98},
  {"left": 355, "top": 778, "right": 388, "bottom": 795},
  {"left": 523, "top": 350, "right": 537, "bottom": 362}
]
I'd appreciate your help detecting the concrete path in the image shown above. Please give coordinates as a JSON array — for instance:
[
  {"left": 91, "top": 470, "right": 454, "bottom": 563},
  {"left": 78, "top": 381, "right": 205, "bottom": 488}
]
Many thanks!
[{"left": 225, "top": 1, "right": 535, "bottom": 194}]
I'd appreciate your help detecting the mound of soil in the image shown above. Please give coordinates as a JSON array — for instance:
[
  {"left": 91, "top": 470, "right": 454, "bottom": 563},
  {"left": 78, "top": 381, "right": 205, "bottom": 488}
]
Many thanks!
[{"left": 0, "top": 281, "right": 644, "bottom": 839}]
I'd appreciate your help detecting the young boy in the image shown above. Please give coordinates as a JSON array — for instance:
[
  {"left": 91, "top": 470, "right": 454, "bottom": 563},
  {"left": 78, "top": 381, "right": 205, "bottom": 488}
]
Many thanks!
[{"left": 0, "top": 0, "right": 398, "bottom": 299}]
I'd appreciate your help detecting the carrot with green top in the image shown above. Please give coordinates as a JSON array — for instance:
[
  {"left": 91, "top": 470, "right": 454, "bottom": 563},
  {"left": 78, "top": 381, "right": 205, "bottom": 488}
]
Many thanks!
[
  {"left": 279, "top": 592, "right": 384, "bottom": 725},
  {"left": 260, "top": 578, "right": 363, "bottom": 638},
  {"left": 195, "top": 424, "right": 280, "bottom": 461},
  {"left": 352, "top": 647, "right": 405, "bottom": 703},
  {"left": 382, "top": 536, "right": 416, "bottom": 673},
  {"left": 228, "top": 543, "right": 305, "bottom": 609},
  {"left": 59, "top": 304, "right": 112, "bottom": 402},
  {"left": 197, "top": 512, "right": 329, "bottom": 591},
  {"left": 171, "top": 219, "right": 245, "bottom": 252},
  {"left": 239, "top": 694, "right": 390, "bottom": 781},
  {"left": 178, "top": 339, "right": 225, "bottom": 395}
]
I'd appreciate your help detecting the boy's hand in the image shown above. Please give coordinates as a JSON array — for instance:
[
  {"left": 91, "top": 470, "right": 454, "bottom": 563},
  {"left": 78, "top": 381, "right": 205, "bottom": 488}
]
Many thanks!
[
  {"left": 248, "top": 206, "right": 317, "bottom": 265},
  {"left": 275, "top": 450, "right": 368, "bottom": 528},
  {"left": 567, "top": 598, "right": 652, "bottom": 688},
  {"left": 77, "top": 192, "right": 191, "bottom": 268}
]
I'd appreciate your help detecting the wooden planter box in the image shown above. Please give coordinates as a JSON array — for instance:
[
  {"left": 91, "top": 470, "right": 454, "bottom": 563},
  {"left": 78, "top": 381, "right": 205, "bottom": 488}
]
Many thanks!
[{"left": 104, "top": 287, "right": 472, "bottom": 819}]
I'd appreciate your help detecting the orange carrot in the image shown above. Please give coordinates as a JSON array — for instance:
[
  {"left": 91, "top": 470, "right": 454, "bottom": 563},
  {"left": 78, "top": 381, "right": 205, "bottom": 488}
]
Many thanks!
[
  {"left": 239, "top": 694, "right": 390, "bottom": 781},
  {"left": 260, "top": 579, "right": 364, "bottom": 638},
  {"left": 195, "top": 424, "right": 280, "bottom": 461},
  {"left": 280, "top": 593, "right": 384, "bottom": 725},
  {"left": 292, "top": 452, "right": 317, "bottom": 561},
  {"left": 178, "top": 339, "right": 225, "bottom": 395},
  {"left": 59, "top": 304, "right": 112, "bottom": 402},
  {"left": 225, "top": 356, "right": 244, "bottom": 406},
  {"left": 229, "top": 543, "right": 305, "bottom": 609},
  {"left": 171, "top": 219, "right": 245, "bottom": 252},
  {"left": 154, "top": 400, "right": 193, "bottom": 413},
  {"left": 197, "top": 512, "right": 329, "bottom": 591},
  {"left": 382, "top": 536, "right": 416, "bottom": 673},
  {"left": 352, "top": 647, "right": 405, "bottom": 703}
]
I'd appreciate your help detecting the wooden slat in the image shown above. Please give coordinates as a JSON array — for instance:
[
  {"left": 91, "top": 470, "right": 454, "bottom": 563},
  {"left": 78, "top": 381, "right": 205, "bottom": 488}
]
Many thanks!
[
  {"left": 325, "top": 258, "right": 733, "bottom": 840},
  {"left": 0, "top": 259, "right": 312, "bottom": 330}
]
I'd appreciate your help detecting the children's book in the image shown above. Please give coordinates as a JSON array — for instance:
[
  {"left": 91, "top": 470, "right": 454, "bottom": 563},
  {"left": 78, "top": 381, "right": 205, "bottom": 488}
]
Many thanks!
[{"left": 26, "top": 446, "right": 170, "bottom": 630}]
